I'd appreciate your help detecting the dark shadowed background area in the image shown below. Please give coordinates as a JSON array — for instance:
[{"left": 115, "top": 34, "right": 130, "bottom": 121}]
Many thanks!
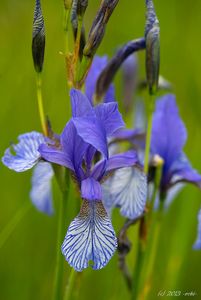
[{"left": 0, "top": 0, "right": 201, "bottom": 299}]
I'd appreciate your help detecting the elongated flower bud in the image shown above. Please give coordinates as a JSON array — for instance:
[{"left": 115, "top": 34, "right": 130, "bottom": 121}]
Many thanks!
[
  {"left": 32, "top": 0, "right": 45, "bottom": 73},
  {"left": 77, "top": 0, "right": 88, "bottom": 18},
  {"left": 145, "top": 0, "right": 160, "bottom": 95},
  {"left": 71, "top": 0, "right": 78, "bottom": 32},
  {"left": 95, "top": 38, "right": 146, "bottom": 100},
  {"left": 83, "top": 0, "right": 119, "bottom": 58},
  {"left": 71, "top": 0, "right": 86, "bottom": 59}
]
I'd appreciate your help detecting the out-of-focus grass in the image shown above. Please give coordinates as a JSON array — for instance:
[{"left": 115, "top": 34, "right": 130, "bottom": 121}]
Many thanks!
[{"left": 0, "top": 0, "right": 201, "bottom": 299}]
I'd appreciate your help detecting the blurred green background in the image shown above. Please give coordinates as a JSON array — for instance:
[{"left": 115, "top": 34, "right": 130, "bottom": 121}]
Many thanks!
[{"left": 0, "top": 0, "right": 201, "bottom": 299}]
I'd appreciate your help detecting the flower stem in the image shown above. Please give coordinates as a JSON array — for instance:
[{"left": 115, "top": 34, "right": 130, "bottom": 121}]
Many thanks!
[
  {"left": 63, "top": 268, "right": 77, "bottom": 300},
  {"left": 131, "top": 220, "right": 146, "bottom": 300},
  {"left": 36, "top": 72, "right": 47, "bottom": 136},
  {"left": 144, "top": 95, "right": 154, "bottom": 174},
  {"left": 53, "top": 172, "right": 70, "bottom": 300},
  {"left": 131, "top": 95, "right": 155, "bottom": 300},
  {"left": 140, "top": 201, "right": 164, "bottom": 300}
]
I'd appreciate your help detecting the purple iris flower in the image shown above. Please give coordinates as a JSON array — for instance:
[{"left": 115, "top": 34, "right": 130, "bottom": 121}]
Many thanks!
[
  {"left": 151, "top": 94, "right": 201, "bottom": 199},
  {"left": 1, "top": 56, "right": 147, "bottom": 270},
  {"left": 2, "top": 132, "right": 54, "bottom": 215},
  {"left": 39, "top": 88, "right": 143, "bottom": 271},
  {"left": 193, "top": 208, "right": 201, "bottom": 250}
]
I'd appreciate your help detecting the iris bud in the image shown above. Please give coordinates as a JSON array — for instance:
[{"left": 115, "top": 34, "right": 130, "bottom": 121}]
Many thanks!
[
  {"left": 83, "top": 0, "right": 119, "bottom": 58},
  {"left": 77, "top": 0, "right": 88, "bottom": 18},
  {"left": 145, "top": 0, "right": 160, "bottom": 95},
  {"left": 32, "top": 0, "right": 45, "bottom": 73}
]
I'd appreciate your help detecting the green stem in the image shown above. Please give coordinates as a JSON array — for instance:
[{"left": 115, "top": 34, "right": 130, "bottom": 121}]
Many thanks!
[
  {"left": 131, "top": 95, "right": 155, "bottom": 300},
  {"left": 53, "top": 173, "right": 70, "bottom": 300},
  {"left": 63, "top": 268, "right": 77, "bottom": 300},
  {"left": 0, "top": 202, "right": 31, "bottom": 250},
  {"left": 73, "top": 272, "right": 82, "bottom": 300},
  {"left": 76, "top": 55, "right": 92, "bottom": 88},
  {"left": 140, "top": 201, "right": 164, "bottom": 300},
  {"left": 36, "top": 72, "right": 47, "bottom": 136},
  {"left": 131, "top": 224, "right": 146, "bottom": 300},
  {"left": 144, "top": 95, "right": 154, "bottom": 174},
  {"left": 148, "top": 159, "right": 164, "bottom": 222}
]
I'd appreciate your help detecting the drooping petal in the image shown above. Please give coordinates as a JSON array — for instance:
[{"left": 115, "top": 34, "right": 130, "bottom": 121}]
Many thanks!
[
  {"left": 61, "top": 200, "right": 117, "bottom": 271},
  {"left": 85, "top": 56, "right": 115, "bottom": 104},
  {"left": 94, "top": 102, "right": 125, "bottom": 136},
  {"left": 73, "top": 117, "right": 108, "bottom": 159},
  {"left": 70, "top": 88, "right": 94, "bottom": 117},
  {"left": 170, "top": 153, "right": 201, "bottom": 187},
  {"left": 102, "top": 166, "right": 147, "bottom": 220},
  {"left": 151, "top": 94, "right": 187, "bottom": 169},
  {"left": 92, "top": 150, "right": 138, "bottom": 180},
  {"left": 30, "top": 162, "right": 54, "bottom": 215},
  {"left": 193, "top": 208, "right": 201, "bottom": 250},
  {"left": 2, "top": 132, "right": 44, "bottom": 172},
  {"left": 39, "top": 143, "right": 74, "bottom": 171},
  {"left": 81, "top": 177, "right": 102, "bottom": 201}
]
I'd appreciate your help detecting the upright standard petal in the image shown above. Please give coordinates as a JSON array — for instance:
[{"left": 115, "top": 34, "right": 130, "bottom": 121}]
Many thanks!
[
  {"left": 70, "top": 89, "right": 94, "bottom": 118},
  {"left": 61, "top": 200, "right": 117, "bottom": 271},
  {"left": 73, "top": 117, "right": 108, "bottom": 159},
  {"left": 81, "top": 178, "right": 102, "bottom": 201},
  {"left": 102, "top": 166, "right": 147, "bottom": 220},
  {"left": 85, "top": 56, "right": 115, "bottom": 104},
  {"left": 94, "top": 102, "right": 125, "bottom": 137},
  {"left": 151, "top": 94, "right": 187, "bottom": 169},
  {"left": 61, "top": 120, "right": 89, "bottom": 174},
  {"left": 193, "top": 209, "right": 201, "bottom": 250},
  {"left": 2, "top": 132, "right": 44, "bottom": 172},
  {"left": 85, "top": 145, "right": 97, "bottom": 172},
  {"left": 30, "top": 162, "right": 54, "bottom": 215}
]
